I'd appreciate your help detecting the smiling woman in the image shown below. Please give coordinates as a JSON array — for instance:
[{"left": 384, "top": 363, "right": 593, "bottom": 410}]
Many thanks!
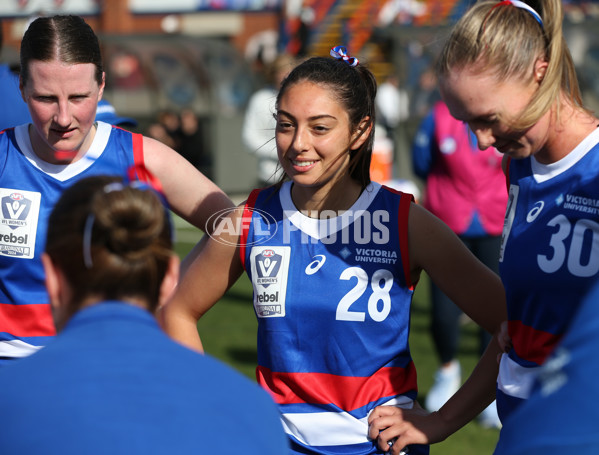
[
  {"left": 0, "top": 14, "right": 233, "bottom": 365},
  {"left": 161, "top": 49, "right": 507, "bottom": 455}
]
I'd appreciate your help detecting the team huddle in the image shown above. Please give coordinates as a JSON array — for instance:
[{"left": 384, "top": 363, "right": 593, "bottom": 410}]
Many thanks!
[{"left": 1, "top": 1, "right": 599, "bottom": 454}]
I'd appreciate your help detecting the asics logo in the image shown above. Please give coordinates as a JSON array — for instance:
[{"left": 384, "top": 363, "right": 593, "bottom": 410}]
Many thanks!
[
  {"left": 305, "top": 255, "right": 326, "bottom": 275},
  {"left": 526, "top": 201, "right": 544, "bottom": 222}
]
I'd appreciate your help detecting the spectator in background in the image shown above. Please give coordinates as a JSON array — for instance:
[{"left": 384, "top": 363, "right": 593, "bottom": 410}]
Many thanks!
[
  {"left": 242, "top": 53, "right": 296, "bottom": 187},
  {"left": 0, "top": 175, "right": 288, "bottom": 455},
  {"left": 147, "top": 109, "right": 182, "bottom": 150},
  {"left": 146, "top": 108, "right": 212, "bottom": 178},
  {"left": 412, "top": 100, "right": 507, "bottom": 429},
  {"left": 411, "top": 68, "right": 440, "bottom": 119},
  {"left": 375, "top": 74, "right": 409, "bottom": 139},
  {"left": 0, "top": 19, "right": 33, "bottom": 130},
  {"left": 179, "top": 108, "right": 212, "bottom": 179}
]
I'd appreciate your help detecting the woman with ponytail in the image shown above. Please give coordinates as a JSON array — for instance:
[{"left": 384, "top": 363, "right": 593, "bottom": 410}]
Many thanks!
[{"left": 369, "top": 0, "right": 599, "bottom": 452}]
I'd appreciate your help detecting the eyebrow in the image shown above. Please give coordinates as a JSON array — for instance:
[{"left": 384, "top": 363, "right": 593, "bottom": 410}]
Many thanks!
[{"left": 277, "top": 110, "right": 337, "bottom": 122}]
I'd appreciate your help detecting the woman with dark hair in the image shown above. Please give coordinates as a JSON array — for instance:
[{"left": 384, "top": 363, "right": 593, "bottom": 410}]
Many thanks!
[
  {"left": 0, "top": 175, "right": 287, "bottom": 455},
  {"left": 163, "top": 47, "right": 506, "bottom": 455},
  {"left": 0, "top": 15, "right": 233, "bottom": 363}
]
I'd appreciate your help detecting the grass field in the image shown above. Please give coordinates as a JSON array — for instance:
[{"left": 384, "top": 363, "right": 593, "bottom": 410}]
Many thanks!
[{"left": 174, "top": 215, "right": 500, "bottom": 455}]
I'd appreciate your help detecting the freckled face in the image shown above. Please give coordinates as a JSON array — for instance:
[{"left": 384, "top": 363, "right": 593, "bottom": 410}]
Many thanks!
[
  {"left": 275, "top": 81, "right": 359, "bottom": 192},
  {"left": 440, "top": 66, "right": 550, "bottom": 161},
  {"left": 21, "top": 59, "right": 104, "bottom": 163}
]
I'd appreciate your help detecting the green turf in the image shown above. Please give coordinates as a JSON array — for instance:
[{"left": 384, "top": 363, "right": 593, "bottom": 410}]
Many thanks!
[{"left": 174, "top": 217, "right": 500, "bottom": 454}]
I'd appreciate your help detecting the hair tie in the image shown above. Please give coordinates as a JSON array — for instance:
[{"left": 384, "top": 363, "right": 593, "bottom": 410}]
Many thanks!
[
  {"left": 82, "top": 213, "right": 96, "bottom": 269},
  {"left": 81, "top": 179, "right": 174, "bottom": 269},
  {"left": 330, "top": 46, "right": 359, "bottom": 67},
  {"left": 492, "top": 0, "right": 543, "bottom": 28}
]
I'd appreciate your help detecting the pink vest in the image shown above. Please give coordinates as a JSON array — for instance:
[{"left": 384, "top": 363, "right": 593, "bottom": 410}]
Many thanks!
[{"left": 424, "top": 101, "right": 507, "bottom": 235}]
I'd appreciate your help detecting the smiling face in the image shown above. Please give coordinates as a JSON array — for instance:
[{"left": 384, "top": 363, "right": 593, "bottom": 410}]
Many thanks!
[
  {"left": 21, "top": 59, "right": 105, "bottom": 164},
  {"left": 275, "top": 81, "right": 368, "bottom": 198},
  {"left": 440, "top": 64, "right": 551, "bottom": 162}
]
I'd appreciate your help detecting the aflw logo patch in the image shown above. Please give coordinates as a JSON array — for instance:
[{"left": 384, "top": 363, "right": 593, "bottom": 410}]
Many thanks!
[{"left": 249, "top": 246, "right": 290, "bottom": 317}]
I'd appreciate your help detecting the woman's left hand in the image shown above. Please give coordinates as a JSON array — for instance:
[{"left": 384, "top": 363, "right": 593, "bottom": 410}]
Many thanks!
[{"left": 367, "top": 403, "right": 447, "bottom": 454}]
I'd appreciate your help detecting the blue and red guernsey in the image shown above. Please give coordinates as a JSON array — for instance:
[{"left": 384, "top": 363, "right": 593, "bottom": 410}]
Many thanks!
[
  {"left": 0, "top": 122, "right": 145, "bottom": 360},
  {"left": 240, "top": 181, "right": 424, "bottom": 454},
  {"left": 497, "top": 127, "right": 599, "bottom": 421}
]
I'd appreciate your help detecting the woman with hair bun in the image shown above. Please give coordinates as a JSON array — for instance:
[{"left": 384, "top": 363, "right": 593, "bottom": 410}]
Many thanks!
[{"left": 0, "top": 175, "right": 288, "bottom": 455}]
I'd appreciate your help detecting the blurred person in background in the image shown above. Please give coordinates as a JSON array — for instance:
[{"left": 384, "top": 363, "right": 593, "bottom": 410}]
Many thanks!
[
  {"left": 0, "top": 19, "right": 33, "bottom": 130},
  {"left": 375, "top": 73, "right": 409, "bottom": 139},
  {"left": 147, "top": 109, "right": 182, "bottom": 150},
  {"left": 178, "top": 108, "right": 212, "bottom": 179},
  {"left": 242, "top": 53, "right": 296, "bottom": 187},
  {"left": 412, "top": 99, "right": 507, "bottom": 429}
]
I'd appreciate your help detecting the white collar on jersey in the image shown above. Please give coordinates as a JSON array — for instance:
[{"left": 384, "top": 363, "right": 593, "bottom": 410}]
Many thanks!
[
  {"left": 14, "top": 121, "right": 112, "bottom": 182},
  {"left": 279, "top": 180, "right": 382, "bottom": 240},
  {"left": 531, "top": 126, "right": 599, "bottom": 183}
]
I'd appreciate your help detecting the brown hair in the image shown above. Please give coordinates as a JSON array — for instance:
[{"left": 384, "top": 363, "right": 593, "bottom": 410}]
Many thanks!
[
  {"left": 436, "top": 0, "right": 586, "bottom": 130},
  {"left": 45, "top": 176, "right": 173, "bottom": 313},
  {"left": 276, "top": 55, "right": 377, "bottom": 190},
  {"left": 20, "top": 15, "right": 103, "bottom": 88}
]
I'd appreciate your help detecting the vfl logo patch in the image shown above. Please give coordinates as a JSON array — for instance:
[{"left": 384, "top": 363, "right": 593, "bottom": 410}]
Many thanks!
[
  {"left": 2, "top": 193, "right": 32, "bottom": 230},
  {"left": 256, "top": 249, "right": 283, "bottom": 288},
  {"left": 250, "top": 246, "right": 290, "bottom": 318},
  {"left": 0, "top": 188, "right": 41, "bottom": 259}
]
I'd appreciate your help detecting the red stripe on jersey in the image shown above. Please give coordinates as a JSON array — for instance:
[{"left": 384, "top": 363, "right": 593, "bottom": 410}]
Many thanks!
[
  {"left": 397, "top": 192, "right": 414, "bottom": 289},
  {"left": 257, "top": 363, "right": 418, "bottom": 411},
  {"left": 509, "top": 319, "right": 561, "bottom": 365},
  {"left": 0, "top": 303, "right": 56, "bottom": 337},
  {"left": 383, "top": 187, "right": 415, "bottom": 289},
  {"left": 239, "top": 189, "right": 261, "bottom": 269},
  {"left": 132, "top": 133, "right": 145, "bottom": 175}
]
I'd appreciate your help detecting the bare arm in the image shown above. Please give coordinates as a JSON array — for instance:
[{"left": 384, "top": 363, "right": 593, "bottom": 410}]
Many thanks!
[
  {"left": 368, "top": 203, "right": 506, "bottom": 452},
  {"left": 159, "top": 207, "right": 245, "bottom": 353},
  {"left": 143, "top": 136, "right": 234, "bottom": 236},
  {"left": 409, "top": 203, "right": 506, "bottom": 334}
]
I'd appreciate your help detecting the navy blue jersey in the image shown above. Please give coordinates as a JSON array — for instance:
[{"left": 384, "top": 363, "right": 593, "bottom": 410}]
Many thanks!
[
  {"left": 0, "top": 302, "right": 289, "bottom": 455},
  {"left": 494, "top": 277, "right": 599, "bottom": 455},
  {"left": 497, "top": 127, "right": 599, "bottom": 420},
  {"left": 0, "top": 122, "right": 142, "bottom": 359},
  {"left": 240, "top": 182, "right": 428, "bottom": 455}
]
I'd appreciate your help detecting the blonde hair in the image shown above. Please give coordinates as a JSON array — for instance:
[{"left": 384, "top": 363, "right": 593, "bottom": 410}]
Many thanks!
[{"left": 436, "top": 0, "right": 586, "bottom": 130}]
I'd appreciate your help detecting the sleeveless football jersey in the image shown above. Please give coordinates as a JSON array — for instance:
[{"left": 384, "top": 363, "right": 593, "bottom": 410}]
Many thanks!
[
  {"left": 497, "top": 127, "right": 599, "bottom": 420},
  {"left": 0, "top": 122, "right": 143, "bottom": 360},
  {"left": 240, "top": 181, "right": 428, "bottom": 455}
]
